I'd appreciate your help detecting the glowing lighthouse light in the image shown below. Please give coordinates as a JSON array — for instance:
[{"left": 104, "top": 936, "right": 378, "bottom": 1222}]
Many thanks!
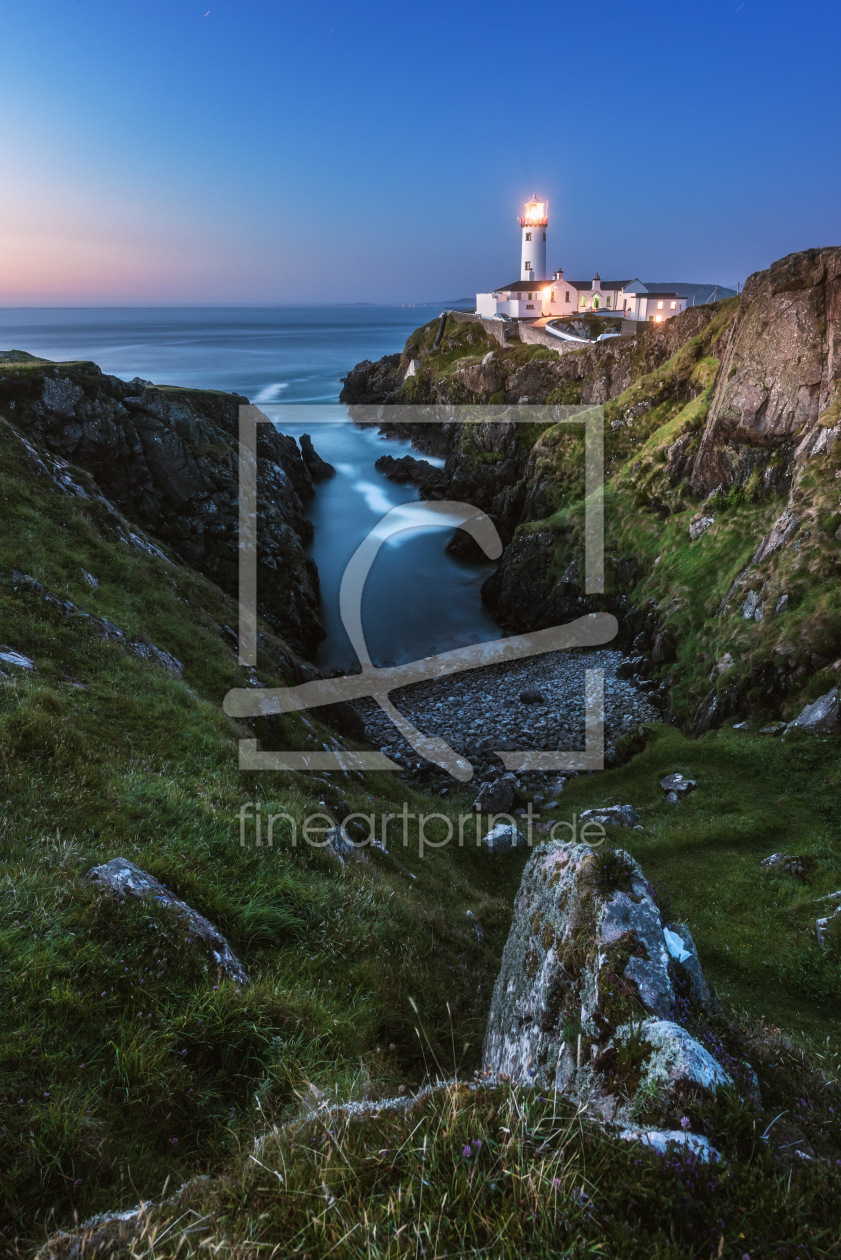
[{"left": 519, "top": 193, "right": 548, "bottom": 282}]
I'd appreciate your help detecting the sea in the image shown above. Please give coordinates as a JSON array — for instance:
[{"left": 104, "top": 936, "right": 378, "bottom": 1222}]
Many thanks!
[{"left": 0, "top": 306, "right": 499, "bottom": 671}]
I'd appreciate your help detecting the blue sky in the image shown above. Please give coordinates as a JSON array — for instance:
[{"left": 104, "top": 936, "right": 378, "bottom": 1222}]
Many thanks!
[{"left": 0, "top": 0, "right": 838, "bottom": 304}]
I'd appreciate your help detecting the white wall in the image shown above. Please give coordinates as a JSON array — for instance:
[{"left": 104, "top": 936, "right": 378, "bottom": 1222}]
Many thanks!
[{"left": 521, "top": 224, "right": 547, "bottom": 281}]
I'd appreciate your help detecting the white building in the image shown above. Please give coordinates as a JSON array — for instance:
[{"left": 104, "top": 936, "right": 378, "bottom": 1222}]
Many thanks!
[
  {"left": 519, "top": 194, "right": 547, "bottom": 281},
  {"left": 476, "top": 198, "right": 688, "bottom": 324}
]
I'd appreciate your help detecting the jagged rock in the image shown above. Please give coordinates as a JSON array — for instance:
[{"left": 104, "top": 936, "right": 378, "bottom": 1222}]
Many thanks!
[
  {"left": 689, "top": 516, "right": 714, "bottom": 541},
  {"left": 789, "top": 687, "right": 840, "bottom": 733},
  {"left": 473, "top": 774, "right": 516, "bottom": 815},
  {"left": 660, "top": 773, "right": 697, "bottom": 795},
  {"left": 0, "top": 360, "right": 323, "bottom": 652},
  {"left": 691, "top": 248, "right": 841, "bottom": 496},
  {"left": 760, "top": 852, "right": 789, "bottom": 867},
  {"left": 483, "top": 841, "right": 725, "bottom": 1124},
  {"left": 0, "top": 646, "right": 34, "bottom": 670},
  {"left": 128, "top": 640, "right": 183, "bottom": 676},
  {"left": 753, "top": 509, "right": 801, "bottom": 563},
  {"left": 374, "top": 453, "right": 445, "bottom": 493},
  {"left": 85, "top": 858, "right": 249, "bottom": 986},
  {"left": 298, "top": 433, "right": 335, "bottom": 480},
  {"left": 579, "top": 804, "right": 641, "bottom": 828},
  {"left": 665, "top": 791, "right": 679, "bottom": 805},
  {"left": 480, "top": 822, "right": 526, "bottom": 855}
]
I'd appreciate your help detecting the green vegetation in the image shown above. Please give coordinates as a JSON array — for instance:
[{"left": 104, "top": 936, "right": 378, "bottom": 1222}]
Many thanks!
[
  {"left": 4, "top": 330, "right": 841, "bottom": 1256},
  {"left": 0, "top": 415, "right": 519, "bottom": 1244}
]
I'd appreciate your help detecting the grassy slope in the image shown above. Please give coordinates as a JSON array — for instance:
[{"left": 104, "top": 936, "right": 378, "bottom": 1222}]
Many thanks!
[
  {"left": 0, "top": 414, "right": 518, "bottom": 1244},
  {"left": 2, "top": 355, "right": 841, "bottom": 1256}
]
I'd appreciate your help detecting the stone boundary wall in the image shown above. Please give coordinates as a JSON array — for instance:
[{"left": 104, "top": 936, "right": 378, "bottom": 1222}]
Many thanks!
[
  {"left": 443, "top": 309, "right": 511, "bottom": 347},
  {"left": 518, "top": 322, "right": 586, "bottom": 356}
]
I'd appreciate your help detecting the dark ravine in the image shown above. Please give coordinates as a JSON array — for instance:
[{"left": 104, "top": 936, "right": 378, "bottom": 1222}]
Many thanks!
[{"left": 340, "top": 247, "right": 841, "bottom": 733}]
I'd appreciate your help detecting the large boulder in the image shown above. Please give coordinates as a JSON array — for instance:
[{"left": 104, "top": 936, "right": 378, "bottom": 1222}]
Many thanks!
[
  {"left": 483, "top": 841, "right": 725, "bottom": 1125},
  {"left": 789, "top": 688, "right": 840, "bottom": 734},
  {"left": 472, "top": 773, "right": 517, "bottom": 815},
  {"left": 86, "top": 858, "right": 249, "bottom": 986}
]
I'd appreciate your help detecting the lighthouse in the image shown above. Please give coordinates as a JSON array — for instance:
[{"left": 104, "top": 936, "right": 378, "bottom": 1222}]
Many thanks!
[{"left": 520, "top": 194, "right": 548, "bottom": 282}]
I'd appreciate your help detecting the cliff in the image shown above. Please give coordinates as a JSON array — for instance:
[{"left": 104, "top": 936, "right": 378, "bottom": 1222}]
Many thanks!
[
  {"left": 0, "top": 352, "right": 324, "bottom": 653},
  {"left": 345, "top": 248, "right": 841, "bottom": 730}
]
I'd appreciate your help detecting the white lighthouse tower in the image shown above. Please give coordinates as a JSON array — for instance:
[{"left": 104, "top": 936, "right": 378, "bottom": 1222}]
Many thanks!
[{"left": 519, "top": 194, "right": 548, "bottom": 282}]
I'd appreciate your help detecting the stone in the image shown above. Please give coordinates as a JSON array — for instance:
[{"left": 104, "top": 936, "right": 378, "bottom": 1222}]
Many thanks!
[
  {"left": 689, "top": 516, "right": 714, "bottom": 541},
  {"left": 732, "top": 721, "right": 749, "bottom": 730},
  {"left": 482, "top": 841, "right": 722, "bottom": 1125},
  {"left": 665, "top": 791, "right": 679, "bottom": 805},
  {"left": 519, "top": 689, "right": 545, "bottom": 704},
  {"left": 129, "top": 640, "right": 183, "bottom": 677},
  {"left": 0, "top": 363, "right": 324, "bottom": 653},
  {"left": 298, "top": 433, "right": 335, "bottom": 480},
  {"left": 619, "top": 1127, "right": 720, "bottom": 1162},
  {"left": 759, "top": 722, "right": 786, "bottom": 735},
  {"left": 480, "top": 822, "right": 526, "bottom": 855},
  {"left": 0, "top": 646, "right": 35, "bottom": 670},
  {"left": 742, "top": 591, "right": 762, "bottom": 620},
  {"left": 789, "top": 687, "right": 840, "bottom": 734},
  {"left": 660, "top": 773, "right": 697, "bottom": 795},
  {"left": 85, "top": 857, "right": 249, "bottom": 986},
  {"left": 816, "top": 904, "right": 841, "bottom": 946},
  {"left": 775, "top": 593, "right": 789, "bottom": 616},
  {"left": 579, "top": 803, "right": 641, "bottom": 828},
  {"left": 760, "top": 852, "right": 789, "bottom": 867},
  {"left": 472, "top": 775, "right": 515, "bottom": 815},
  {"left": 753, "top": 509, "right": 801, "bottom": 564}
]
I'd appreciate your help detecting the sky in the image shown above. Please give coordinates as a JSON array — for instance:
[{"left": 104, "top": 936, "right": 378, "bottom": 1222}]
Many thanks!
[{"left": 0, "top": 0, "right": 838, "bottom": 305}]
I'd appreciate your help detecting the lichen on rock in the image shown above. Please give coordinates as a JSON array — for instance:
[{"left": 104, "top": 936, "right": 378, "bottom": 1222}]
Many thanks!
[{"left": 483, "top": 840, "right": 732, "bottom": 1125}]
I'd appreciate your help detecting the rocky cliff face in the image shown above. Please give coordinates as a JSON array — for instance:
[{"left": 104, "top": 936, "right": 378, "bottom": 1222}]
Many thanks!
[
  {"left": 691, "top": 247, "right": 841, "bottom": 495},
  {"left": 0, "top": 354, "right": 324, "bottom": 653},
  {"left": 341, "top": 248, "right": 841, "bottom": 729}
]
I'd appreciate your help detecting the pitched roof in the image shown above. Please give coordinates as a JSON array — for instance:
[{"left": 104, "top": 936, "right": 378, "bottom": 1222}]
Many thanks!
[{"left": 493, "top": 280, "right": 548, "bottom": 293}]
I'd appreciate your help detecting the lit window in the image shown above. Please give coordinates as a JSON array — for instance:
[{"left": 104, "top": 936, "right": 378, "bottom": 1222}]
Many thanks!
[
  {"left": 550, "top": 291, "right": 555, "bottom": 302},
  {"left": 593, "top": 296, "right": 600, "bottom": 309},
  {"left": 525, "top": 232, "right": 532, "bottom": 241},
  {"left": 525, "top": 261, "right": 531, "bottom": 271},
  {"left": 580, "top": 296, "right": 585, "bottom": 306},
  {"left": 655, "top": 315, "right": 663, "bottom": 323},
  {"left": 657, "top": 301, "right": 664, "bottom": 310},
  {"left": 671, "top": 301, "right": 677, "bottom": 309}
]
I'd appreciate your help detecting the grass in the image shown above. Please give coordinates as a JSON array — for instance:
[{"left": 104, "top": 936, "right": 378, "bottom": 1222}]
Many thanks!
[
  {"left": 3, "top": 346, "right": 841, "bottom": 1255},
  {"left": 39, "top": 1075, "right": 841, "bottom": 1259}
]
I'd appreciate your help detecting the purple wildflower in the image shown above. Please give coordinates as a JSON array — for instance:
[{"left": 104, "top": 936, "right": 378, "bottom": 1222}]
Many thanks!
[
  {"left": 680, "top": 1115, "right": 690, "bottom": 1130},
  {"left": 462, "top": 1144, "right": 472, "bottom": 1158}
]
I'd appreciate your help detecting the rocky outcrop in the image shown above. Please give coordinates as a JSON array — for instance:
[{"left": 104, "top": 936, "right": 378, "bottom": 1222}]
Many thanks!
[
  {"left": 374, "top": 452, "right": 445, "bottom": 494},
  {"left": 86, "top": 858, "right": 249, "bottom": 986},
  {"left": 691, "top": 248, "right": 841, "bottom": 495},
  {"left": 339, "top": 353, "right": 403, "bottom": 403},
  {"left": 0, "top": 357, "right": 324, "bottom": 653},
  {"left": 483, "top": 841, "right": 733, "bottom": 1127},
  {"left": 299, "top": 432, "right": 335, "bottom": 480}
]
